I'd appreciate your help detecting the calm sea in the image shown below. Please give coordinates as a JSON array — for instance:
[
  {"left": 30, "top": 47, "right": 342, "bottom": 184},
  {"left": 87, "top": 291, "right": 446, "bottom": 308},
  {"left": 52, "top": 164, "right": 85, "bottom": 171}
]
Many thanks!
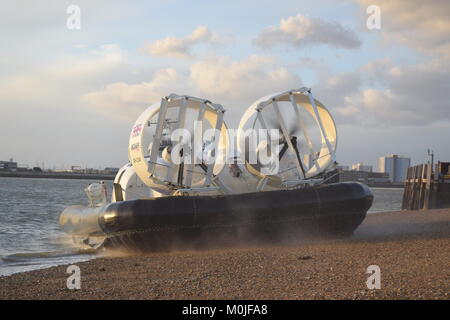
[
  {"left": 0, "top": 178, "right": 113, "bottom": 277},
  {"left": 0, "top": 178, "right": 404, "bottom": 276}
]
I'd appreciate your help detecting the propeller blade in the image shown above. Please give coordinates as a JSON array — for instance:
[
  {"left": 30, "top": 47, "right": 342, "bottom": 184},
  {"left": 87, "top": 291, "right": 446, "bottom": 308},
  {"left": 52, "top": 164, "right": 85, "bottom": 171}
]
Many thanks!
[{"left": 266, "top": 113, "right": 300, "bottom": 137}]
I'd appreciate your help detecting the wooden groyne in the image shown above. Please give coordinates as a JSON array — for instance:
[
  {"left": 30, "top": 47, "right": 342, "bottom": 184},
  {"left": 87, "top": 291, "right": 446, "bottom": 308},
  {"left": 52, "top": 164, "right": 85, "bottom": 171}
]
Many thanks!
[{"left": 402, "top": 162, "right": 450, "bottom": 210}]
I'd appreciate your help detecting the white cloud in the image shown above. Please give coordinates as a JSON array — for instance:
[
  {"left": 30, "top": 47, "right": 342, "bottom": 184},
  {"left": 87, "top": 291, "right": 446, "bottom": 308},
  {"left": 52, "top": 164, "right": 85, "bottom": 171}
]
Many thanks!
[
  {"left": 141, "top": 26, "right": 218, "bottom": 59},
  {"left": 0, "top": 44, "right": 126, "bottom": 106},
  {"left": 355, "top": 0, "right": 450, "bottom": 58},
  {"left": 331, "top": 0, "right": 450, "bottom": 128},
  {"left": 0, "top": 43, "right": 133, "bottom": 168},
  {"left": 81, "top": 68, "right": 185, "bottom": 120},
  {"left": 190, "top": 55, "right": 301, "bottom": 101},
  {"left": 255, "top": 14, "right": 361, "bottom": 49},
  {"left": 81, "top": 54, "right": 303, "bottom": 124},
  {"left": 314, "top": 71, "right": 362, "bottom": 109},
  {"left": 316, "top": 59, "right": 450, "bottom": 127}
]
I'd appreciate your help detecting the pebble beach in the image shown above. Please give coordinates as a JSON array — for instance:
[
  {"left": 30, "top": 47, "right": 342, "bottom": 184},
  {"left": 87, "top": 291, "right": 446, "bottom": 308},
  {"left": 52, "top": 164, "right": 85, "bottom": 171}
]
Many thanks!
[{"left": 1, "top": 209, "right": 449, "bottom": 300}]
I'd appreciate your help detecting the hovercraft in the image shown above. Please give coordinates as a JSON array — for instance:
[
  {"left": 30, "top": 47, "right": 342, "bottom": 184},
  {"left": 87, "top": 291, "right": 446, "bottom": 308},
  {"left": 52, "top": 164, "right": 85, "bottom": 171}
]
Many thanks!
[{"left": 60, "top": 88, "right": 373, "bottom": 251}]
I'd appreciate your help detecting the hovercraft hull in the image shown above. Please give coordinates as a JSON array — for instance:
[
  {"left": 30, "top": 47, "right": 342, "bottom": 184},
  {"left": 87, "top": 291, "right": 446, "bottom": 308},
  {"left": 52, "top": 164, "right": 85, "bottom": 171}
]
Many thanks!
[{"left": 60, "top": 182, "right": 373, "bottom": 251}]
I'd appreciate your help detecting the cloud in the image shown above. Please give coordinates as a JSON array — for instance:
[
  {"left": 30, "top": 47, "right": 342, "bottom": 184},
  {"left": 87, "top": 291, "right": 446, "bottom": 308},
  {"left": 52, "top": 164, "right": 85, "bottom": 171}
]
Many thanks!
[
  {"left": 141, "top": 26, "right": 218, "bottom": 59},
  {"left": 81, "top": 54, "right": 302, "bottom": 124},
  {"left": 255, "top": 14, "right": 361, "bottom": 49},
  {"left": 334, "top": 1, "right": 450, "bottom": 126},
  {"left": 81, "top": 68, "right": 185, "bottom": 120},
  {"left": 355, "top": 0, "right": 450, "bottom": 58},
  {"left": 316, "top": 59, "right": 450, "bottom": 127},
  {"left": 0, "top": 43, "right": 133, "bottom": 168},
  {"left": 314, "top": 71, "right": 362, "bottom": 108},
  {"left": 190, "top": 55, "right": 301, "bottom": 101},
  {"left": 0, "top": 44, "right": 126, "bottom": 106}
]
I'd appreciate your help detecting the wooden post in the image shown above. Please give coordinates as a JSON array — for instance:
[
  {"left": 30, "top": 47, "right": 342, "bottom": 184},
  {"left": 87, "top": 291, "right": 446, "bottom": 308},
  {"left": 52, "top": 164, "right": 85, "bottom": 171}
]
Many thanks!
[
  {"left": 410, "top": 165, "right": 417, "bottom": 210},
  {"left": 404, "top": 166, "right": 412, "bottom": 210},
  {"left": 424, "top": 163, "right": 432, "bottom": 209},
  {"left": 401, "top": 167, "right": 410, "bottom": 210},
  {"left": 419, "top": 164, "right": 426, "bottom": 209},
  {"left": 414, "top": 165, "right": 421, "bottom": 210}
]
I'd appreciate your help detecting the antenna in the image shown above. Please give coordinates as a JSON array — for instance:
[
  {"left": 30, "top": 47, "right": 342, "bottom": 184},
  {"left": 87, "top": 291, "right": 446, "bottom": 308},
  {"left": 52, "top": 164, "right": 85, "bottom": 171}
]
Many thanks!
[{"left": 427, "top": 149, "right": 434, "bottom": 169}]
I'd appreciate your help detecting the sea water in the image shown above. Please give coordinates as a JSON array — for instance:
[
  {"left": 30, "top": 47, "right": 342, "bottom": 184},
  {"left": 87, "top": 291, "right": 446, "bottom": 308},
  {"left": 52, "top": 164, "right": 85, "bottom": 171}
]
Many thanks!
[{"left": 0, "top": 178, "right": 112, "bottom": 277}]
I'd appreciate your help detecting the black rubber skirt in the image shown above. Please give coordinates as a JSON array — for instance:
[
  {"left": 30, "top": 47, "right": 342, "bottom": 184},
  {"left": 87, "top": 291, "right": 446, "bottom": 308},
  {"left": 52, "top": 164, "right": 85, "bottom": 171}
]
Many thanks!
[{"left": 60, "top": 182, "right": 373, "bottom": 251}]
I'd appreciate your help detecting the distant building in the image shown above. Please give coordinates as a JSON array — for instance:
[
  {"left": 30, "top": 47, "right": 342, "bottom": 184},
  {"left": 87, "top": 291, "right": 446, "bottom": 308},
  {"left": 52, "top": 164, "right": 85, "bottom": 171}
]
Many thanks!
[
  {"left": 16, "top": 165, "right": 30, "bottom": 172},
  {"left": 0, "top": 160, "right": 18, "bottom": 172},
  {"left": 378, "top": 154, "right": 411, "bottom": 183},
  {"left": 339, "top": 170, "right": 369, "bottom": 183},
  {"left": 336, "top": 165, "right": 349, "bottom": 171},
  {"left": 351, "top": 163, "right": 373, "bottom": 172},
  {"left": 338, "top": 170, "right": 389, "bottom": 184},
  {"left": 104, "top": 167, "right": 120, "bottom": 174},
  {"left": 368, "top": 171, "right": 391, "bottom": 184}
]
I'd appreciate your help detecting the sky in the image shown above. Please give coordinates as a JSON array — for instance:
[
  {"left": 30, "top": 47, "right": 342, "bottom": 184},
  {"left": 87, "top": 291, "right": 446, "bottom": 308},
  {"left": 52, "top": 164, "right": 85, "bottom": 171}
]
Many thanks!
[{"left": 0, "top": 0, "right": 449, "bottom": 170}]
